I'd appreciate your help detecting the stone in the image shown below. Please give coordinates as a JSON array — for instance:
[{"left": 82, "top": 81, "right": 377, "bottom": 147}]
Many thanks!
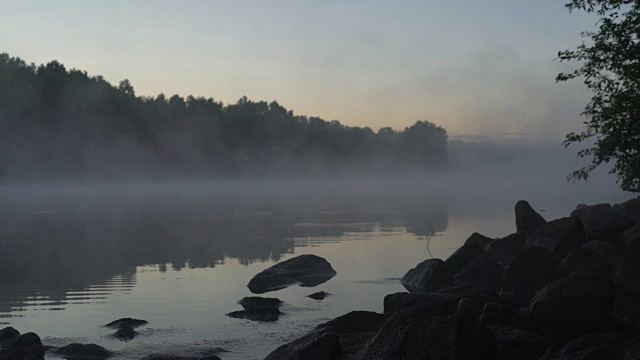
[
  {"left": 622, "top": 221, "right": 640, "bottom": 247},
  {"left": 444, "top": 244, "right": 485, "bottom": 274},
  {"left": 104, "top": 318, "right": 148, "bottom": 329},
  {"left": 453, "top": 254, "right": 504, "bottom": 290},
  {"left": 307, "top": 291, "right": 331, "bottom": 300},
  {"left": 247, "top": 254, "right": 337, "bottom": 294},
  {"left": 0, "top": 327, "right": 20, "bottom": 345},
  {"left": 485, "top": 232, "right": 529, "bottom": 267},
  {"left": 555, "top": 333, "right": 640, "bottom": 359},
  {"left": 238, "top": 296, "right": 282, "bottom": 309},
  {"left": 587, "top": 216, "right": 635, "bottom": 242},
  {"left": 612, "top": 197, "right": 640, "bottom": 219},
  {"left": 264, "top": 327, "right": 340, "bottom": 360},
  {"left": 502, "top": 247, "right": 554, "bottom": 306},
  {"left": 317, "top": 311, "right": 386, "bottom": 334},
  {"left": 489, "top": 326, "right": 548, "bottom": 357},
  {"left": 111, "top": 326, "right": 138, "bottom": 341},
  {"left": 449, "top": 316, "right": 498, "bottom": 360},
  {"left": 558, "top": 247, "right": 616, "bottom": 277},
  {"left": 515, "top": 200, "right": 546, "bottom": 233},
  {"left": 523, "top": 217, "right": 586, "bottom": 257},
  {"left": 400, "top": 258, "right": 453, "bottom": 293},
  {"left": 52, "top": 343, "right": 113, "bottom": 359},
  {"left": 612, "top": 247, "right": 640, "bottom": 298},
  {"left": 226, "top": 307, "right": 282, "bottom": 322},
  {"left": 464, "top": 232, "right": 494, "bottom": 250},
  {"left": 570, "top": 203, "right": 616, "bottom": 235},
  {"left": 528, "top": 272, "right": 614, "bottom": 324},
  {"left": 0, "top": 332, "right": 44, "bottom": 360}
]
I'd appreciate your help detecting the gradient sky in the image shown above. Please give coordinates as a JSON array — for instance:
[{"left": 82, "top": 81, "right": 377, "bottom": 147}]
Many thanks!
[{"left": 0, "top": 1, "right": 599, "bottom": 142}]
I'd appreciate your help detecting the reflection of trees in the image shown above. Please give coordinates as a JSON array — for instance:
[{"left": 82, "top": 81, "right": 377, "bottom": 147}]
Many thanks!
[{"left": 0, "top": 191, "right": 448, "bottom": 313}]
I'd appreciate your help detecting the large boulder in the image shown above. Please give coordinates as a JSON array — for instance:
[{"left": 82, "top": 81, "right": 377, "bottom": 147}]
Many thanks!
[
  {"left": 612, "top": 247, "right": 640, "bottom": 298},
  {"left": 570, "top": 203, "right": 616, "bottom": 235},
  {"left": 522, "top": 217, "right": 586, "bottom": 257},
  {"left": 489, "top": 326, "right": 548, "bottom": 358},
  {"left": 515, "top": 200, "right": 546, "bottom": 233},
  {"left": 485, "top": 232, "right": 529, "bottom": 267},
  {"left": 612, "top": 197, "right": 640, "bottom": 219},
  {"left": 502, "top": 247, "right": 554, "bottom": 306},
  {"left": 317, "top": 311, "right": 386, "bottom": 334},
  {"left": 264, "top": 327, "right": 340, "bottom": 360},
  {"left": 400, "top": 259, "right": 453, "bottom": 293},
  {"left": 0, "top": 332, "right": 44, "bottom": 360},
  {"left": 453, "top": 254, "right": 504, "bottom": 290},
  {"left": 557, "top": 247, "right": 617, "bottom": 277},
  {"left": 464, "top": 232, "right": 494, "bottom": 249},
  {"left": 622, "top": 221, "right": 640, "bottom": 247},
  {"left": 0, "top": 327, "right": 20, "bottom": 345},
  {"left": 543, "top": 333, "right": 640, "bottom": 360},
  {"left": 52, "top": 343, "right": 113, "bottom": 359},
  {"left": 444, "top": 244, "right": 485, "bottom": 274},
  {"left": 587, "top": 216, "right": 635, "bottom": 242},
  {"left": 528, "top": 272, "right": 614, "bottom": 324},
  {"left": 247, "top": 254, "right": 337, "bottom": 294},
  {"left": 384, "top": 288, "right": 501, "bottom": 316}
]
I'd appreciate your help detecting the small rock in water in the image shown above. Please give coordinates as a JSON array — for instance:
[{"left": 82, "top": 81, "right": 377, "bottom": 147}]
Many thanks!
[
  {"left": 238, "top": 296, "right": 283, "bottom": 309},
  {"left": 247, "top": 254, "right": 337, "bottom": 294},
  {"left": 307, "top": 291, "right": 331, "bottom": 300},
  {"left": 104, "top": 318, "right": 148, "bottom": 329},
  {"left": 111, "top": 326, "right": 138, "bottom": 341},
  {"left": 52, "top": 343, "right": 113, "bottom": 359},
  {"left": 227, "top": 296, "right": 284, "bottom": 322},
  {"left": 0, "top": 332, "right": 44, "bottom": 360}
]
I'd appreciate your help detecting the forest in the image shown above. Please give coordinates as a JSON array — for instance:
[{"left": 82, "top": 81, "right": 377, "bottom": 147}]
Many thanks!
[{"left": 0, "top": 53, "right": 448, "bottom": 180}]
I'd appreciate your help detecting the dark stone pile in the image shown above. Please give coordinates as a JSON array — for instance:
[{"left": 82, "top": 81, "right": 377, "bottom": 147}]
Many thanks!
[{"left": 263, "top": 197, "right": 640, "bottom": 359}]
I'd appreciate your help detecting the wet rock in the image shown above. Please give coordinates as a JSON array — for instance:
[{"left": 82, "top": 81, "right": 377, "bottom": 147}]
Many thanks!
[
  {"left": 104, "top": 318, "right": 148, "bottom": 329},
  {"left": 522, "top": 217, "right": 586, "bottom": 257},
  {"left": 307, "top": 291, "right": 330, "bottom": 300},
  {"left": 528, "top": 272, "right": 614, "bottom": 324},
  {"left": 570, "top": 203, "right": 616, "bottom": 235},
  {"left": 238, "top": 296, "right": 282, "bottom": 309},
  {"left": 52, "top": 343, "right": 113, "bottom": 359},
  {"left": 464, "top": 232, "right": 494, "bottom": 249},
  {"left": 0, "top": 327, "right": 20, "bottom": 345},
  {"left": 400, "top": 258, "right": 453, "bottom": 293},
  {"left": 247, "top": 254, "right": 336, "bottom": 294},
  {"left": 0, "top": 332, "right": 44, "bottom": 360},
  {"left": 453, "top": 254, "right": 504, "bottom": 290},
  {"left": 317, "top": 311, "right": 386, "bottom": 334},
  {"left": 612, "top": 247, "right": 640, "bottom": 298},
  {"left": 502, "top": 247, "right": 554, "bottom": 306},
  {"left": 264, "top": 327, "right": 340, "bottom": 360},
  {"left": 226, "top": 307, "right": 282, "bottom": 322},
  {"left": 552, "top": 333, "right": 640, "bottom": 359},
  {"left": 489, "top": 326, "right": 547, "bottom": 357},
  {"left": 444, "top": 244, "right": 485, "bottom": 274},
  {"left": 485, "top": 232, "right": 529, "bottom": 267},
  {"left": 111, "top": 326, "right": 138, "bottom": 341},
  {"left": 515, "top": 200, "right": 546, "bottom": 233}
]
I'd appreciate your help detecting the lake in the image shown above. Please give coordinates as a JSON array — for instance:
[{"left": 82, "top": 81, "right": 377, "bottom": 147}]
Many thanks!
[{"left": 0, "top": 177, "right": 629, "bottom": 359}]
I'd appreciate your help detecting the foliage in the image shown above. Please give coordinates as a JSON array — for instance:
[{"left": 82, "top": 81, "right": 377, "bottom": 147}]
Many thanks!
[
  {"left": 0, "top": 53, "right": 448, "bottom": 180},
  {"left": 558, "top": 0, "right": 640, "bottom": 192}
]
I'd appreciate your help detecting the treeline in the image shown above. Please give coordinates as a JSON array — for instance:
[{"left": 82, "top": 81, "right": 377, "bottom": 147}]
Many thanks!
[{"left": 0, "top": 53, "right": 448, "bottom": 180}]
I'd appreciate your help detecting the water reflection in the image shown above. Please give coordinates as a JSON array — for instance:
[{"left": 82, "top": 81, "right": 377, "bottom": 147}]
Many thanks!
[{"left": 0, "top": 186, "right": 448, "bottom": 317}]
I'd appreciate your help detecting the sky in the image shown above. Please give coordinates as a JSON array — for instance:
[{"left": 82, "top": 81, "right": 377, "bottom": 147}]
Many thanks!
[{"left": 0, "top": 0, "right": 600, "bottom": 143}]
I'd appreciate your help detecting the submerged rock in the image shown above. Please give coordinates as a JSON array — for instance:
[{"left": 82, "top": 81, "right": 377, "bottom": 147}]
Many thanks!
[
  {"left": 400, "top": 258, "right": 453, "bottom": 293},
  {"left": 515, "top": 200, "right": 546, "bottom": 233},
  {"left": 111, "top": 326, "right": 138, "bottom": 341},
  {"left": 52, "top": 343, "right": 113, "bottom": 359},
  {"left": 247, "top": 254, "right": 336, "bottom": 294},
  {"left": 227, "top": 296, "right": 284, "bottom": 322},
  {"left": 0, "top": 332, "right": 44, "bottom": 360},
  {"left": 307, "top": 291, "right": 331, "bottom": 300},
  {"left": 104, "top": 318, "right": 148, "bottom": 329}
]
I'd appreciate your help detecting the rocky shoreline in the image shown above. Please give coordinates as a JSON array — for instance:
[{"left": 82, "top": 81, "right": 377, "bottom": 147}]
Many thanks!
[{"left": 2, "top": 197, "right": 640, "bottom": 359}]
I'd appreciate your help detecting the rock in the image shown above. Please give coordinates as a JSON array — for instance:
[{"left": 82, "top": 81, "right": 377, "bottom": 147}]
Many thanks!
[
  {"left": 489, "top": 326, "right": 547, "bottom": 357},
  {"left": 52, "top": 343, "right": 113, "bottom": 359},
  {"left": 338, "top": 332, "right": 374, "bottom": 359},
  {"left": 138, "top": 356, "right": 221, "bottom": 360},
  {"left": 515, "top": 200, "right": 546, "bottom": 233},
  {"left": 612, "top": 247, "right": 640, "bottom": 298},
  {"left": 522, "top": 217, "right": 586, "bottom": 257},
  {"left": 0, "top": 327, "right": 20, "bottom": 345},
  {"left": 0, "top": 332, "right": 44, "bottom": 360},
  {"left": 480, "top": 303, "right": 533, "bottom": 330},
  {"left": 613, "top": 298, "right": 640, "bottom": 326},
  {"left": 444, "top": 244, "right": 485, "bottom": 274},
  {"left": 528, "top": 272, "right": 614, "bottom": 324},
  {"left": 612, "top": 197, "right": 640, "bottom": 219},
  {"left": 104, "top": 318, "right": 148, "bottom": 329},
  {"left": 264, "top": 327, "right": 340, "bottom": 360},
  {"left": 582, "top": 239, "right": 623, "bottom": 258},
  {"left": 111, "top": 326, "right": 138, "bottom": 341},
  {"left": 307, "top": 291, "right": 331, "bottom": 300},
  {"left": 622, "top": 221, "right": 640, "bottom": 247},
  {"left": 238, "top": 296, "right": 283, "bottom": 309},
  {"left": 400, "top": 258, "right": 453, "bottom": 293},
  {"left": 587, "top": 216, "right": 635, "bottom": 242},
  {"left": 226, "top": 307, "right": 282, "bottom": 322},
  {"left": 553, "top": 333, "right": 640, "bottom": 359},
  {"left": 317, "top": 311, "right": 386, "bottom": 334},
  {"left": 570, "top": 203, "right": 616, "bottom": 235},
  {"left": 247, "top": 254, "right": 337, "bottom": 294},
  {"left": 450, "top": 316, "right": 498, "bottom": 360},
  {"left": 383, "top": 292, "right": 464, "bottom": 316},
  {"left": 485, "top": 232, "right": 529, "bottom": 267},
  {"left": 501, "top": 247, "right": 554, "bottom": 306},
  {"left": 497, "top": 344, "right": 536, "bottom": 360},
  {"left": 464, "top": 232, "right": 494, "bottom": 250},
  {"left": 456, "top": 297, "right": 485, "bottom": 319},
  {"left": 558, "top": 247, "right": 616, "bottom": 277},
  {"left": 453, "top": 254, "right": 504, "bottom": 290}
]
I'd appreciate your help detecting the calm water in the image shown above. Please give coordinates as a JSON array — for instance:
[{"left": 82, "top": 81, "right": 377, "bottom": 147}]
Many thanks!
[{"left": 0, "top": 179, "right": 629, "bottom": 359}]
